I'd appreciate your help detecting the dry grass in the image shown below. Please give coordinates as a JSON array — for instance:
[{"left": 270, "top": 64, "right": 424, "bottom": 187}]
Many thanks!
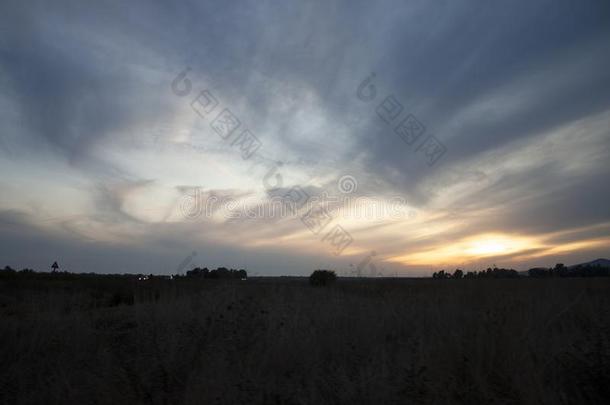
[{"left": 1, "top": 277, "right": 609, "bottom": 404}]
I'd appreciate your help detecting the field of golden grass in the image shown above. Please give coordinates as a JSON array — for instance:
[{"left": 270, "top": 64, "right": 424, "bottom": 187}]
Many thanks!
[{"left": 1, "top": 277, "right": 609, "bottom": 404}]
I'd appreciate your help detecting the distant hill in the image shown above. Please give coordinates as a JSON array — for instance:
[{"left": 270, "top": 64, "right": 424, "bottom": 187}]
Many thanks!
[
  {"left": 569, "top": 258, "right": 610, "bottom": 269},
  {"left": 527, "top": 259, "right": 610, "bottom": 278}
]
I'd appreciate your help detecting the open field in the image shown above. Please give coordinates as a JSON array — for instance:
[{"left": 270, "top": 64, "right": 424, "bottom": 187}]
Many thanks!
[{"left": 1, "top": 276, "right": 609, "bottom": 404}]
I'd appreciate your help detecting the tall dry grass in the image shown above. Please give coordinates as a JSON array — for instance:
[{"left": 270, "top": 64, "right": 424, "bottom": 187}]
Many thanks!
[{"left": 1, "top": 277, "right": 609, "bottom": 404}]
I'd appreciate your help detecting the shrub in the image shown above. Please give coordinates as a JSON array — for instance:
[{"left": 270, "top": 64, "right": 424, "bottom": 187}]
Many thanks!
[{"left": 309, "top": 270, "right": 336, "bottom": 286}]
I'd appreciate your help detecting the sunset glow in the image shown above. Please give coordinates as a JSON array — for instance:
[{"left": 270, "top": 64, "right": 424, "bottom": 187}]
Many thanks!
[
  {"left": 464, "top": 235, "right": 533, "bottom": 257},
  {"left": 387, "top": 233, "right": 543, "bottom": 267}
]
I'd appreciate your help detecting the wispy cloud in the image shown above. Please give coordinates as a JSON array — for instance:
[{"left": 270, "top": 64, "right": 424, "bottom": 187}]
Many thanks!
[{"left": 1, "top": 0, "right": 609, "bottom": 275}]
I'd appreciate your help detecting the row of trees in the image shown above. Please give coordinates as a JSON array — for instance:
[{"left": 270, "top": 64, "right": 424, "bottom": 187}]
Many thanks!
[
  {"left": 1, "top": 266, "right": 35, "bottom": 274},
  {"left": 185, "top": 267, "right": 247, "bottom": 279},
  {"left": 433, "top": 263, "right": 610, "bottom": 279},
  {"left": 0, "top": 266, "right": 108, "bottom": 280},
  {"left": 1, "top": 265, "right": 247, "bottom": 281},
  {"left": 528, "top": 263, "right": 610, "bottom": 278},
  {"left": 432, "top": 267, "right": 519, "bottom": 279}
]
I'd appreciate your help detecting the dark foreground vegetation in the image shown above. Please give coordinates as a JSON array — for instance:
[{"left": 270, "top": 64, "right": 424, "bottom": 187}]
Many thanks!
[{"left": 1, "top": 270, "right": 609, "bottom": 404}]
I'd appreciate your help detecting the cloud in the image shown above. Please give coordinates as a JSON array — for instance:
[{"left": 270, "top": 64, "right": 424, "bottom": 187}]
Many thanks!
[{"left": 1, "top": 0, "right": 609, "bottom": 275}]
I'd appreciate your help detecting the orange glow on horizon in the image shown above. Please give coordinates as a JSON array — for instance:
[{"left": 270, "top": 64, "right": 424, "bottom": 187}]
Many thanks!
[
  {"left": 388, "top": 233, "right": 543, "bottom": 266},
  {"left": 386, "top": 230, "right": 610, "bottom": 268}
]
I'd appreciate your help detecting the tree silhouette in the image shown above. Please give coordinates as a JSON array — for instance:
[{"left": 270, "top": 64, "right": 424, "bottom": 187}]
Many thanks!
[{"left": 309, "top": 270, "right": 336, "bottom": 286}]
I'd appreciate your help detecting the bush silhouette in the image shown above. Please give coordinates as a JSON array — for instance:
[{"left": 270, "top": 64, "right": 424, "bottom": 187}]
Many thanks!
[{"left": 309, "top": 270, "right": 336, "bottom": 286}]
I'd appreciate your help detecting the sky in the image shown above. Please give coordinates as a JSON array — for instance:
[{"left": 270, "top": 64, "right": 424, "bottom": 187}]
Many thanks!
[{"left": 1, "top": 0, "right": 609, "bottom": 276}]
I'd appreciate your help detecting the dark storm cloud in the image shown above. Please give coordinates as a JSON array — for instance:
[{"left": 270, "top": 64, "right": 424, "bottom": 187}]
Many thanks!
[
  {"left": 0, "top": 0, "right": 185, "bottom": 170},
  {"left": 2, "top": 0, "right": 609, "bottom": 161},
  {"left": 348, "top": 0, "right": 610, "bottom": 191}
]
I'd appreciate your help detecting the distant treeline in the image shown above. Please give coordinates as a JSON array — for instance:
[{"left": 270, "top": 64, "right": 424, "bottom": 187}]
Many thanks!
[
  {"left": 185, "top": 267, "right": 247, "bottom": 279},
  {"left": 433, "top": 263, "right": 610, "bottom": 279},
  {"left": 432, "top": 267, "right": 519, "bottom": 279},
  {"left": 0, "top": 265, "right": 247, "bottom": 280},
  {"left": 527, "top": 263, "right": 610, "bottom": 278},
  {"left": 0, "top": 266, "right": 145, "bottom": 280}
]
